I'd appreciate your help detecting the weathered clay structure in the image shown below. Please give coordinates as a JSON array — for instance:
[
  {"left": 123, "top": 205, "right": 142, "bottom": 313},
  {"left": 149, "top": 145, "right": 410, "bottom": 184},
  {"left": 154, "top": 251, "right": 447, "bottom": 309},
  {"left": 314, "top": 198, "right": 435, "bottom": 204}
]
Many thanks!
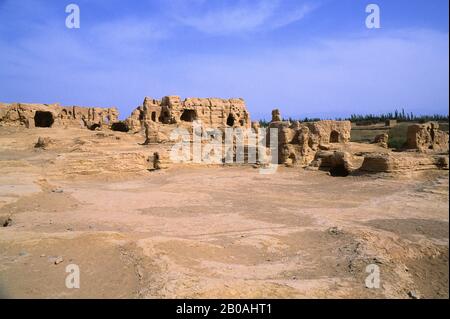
[
  {"left": 311, "top": 150, "right": 363, "bottom": 176},
  {"left": 372, "top": 133, "right": 389, "bottom": 149},
  {"left": 310, "top": 151, "right": 449, "bottom": 175},
  {"left": 0, "top": 102, "right": 118, "bottom": 130},
  {"left": 359, "top": 153, "right": 449, "bottom": 173},
  {"left": 405, "top": 122, "right": 449, "bottom": 153},
  {"left": 126, "top": 96, "right": 251, "bottom": 131},
  {"left": 1, "top": 98, "right": 448, "bottom": 176},
  {"left": 142, "top": 121, "right": 169, "bottom": 144},
  {"left": 268, "top": 109, "right": 352, "bottom": 166}
]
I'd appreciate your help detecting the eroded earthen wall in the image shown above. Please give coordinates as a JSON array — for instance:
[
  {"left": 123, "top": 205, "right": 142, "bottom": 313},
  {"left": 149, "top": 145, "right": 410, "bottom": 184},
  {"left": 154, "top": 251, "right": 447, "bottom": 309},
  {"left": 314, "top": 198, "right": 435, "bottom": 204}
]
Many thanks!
[
  {"left": 0, "top": 103, "right": 118, "bottom": 129},
  {"left": 405, "top": 122, "right": 449, "bottom": 153},
  {"left": 267, "top": 110, "right": 352, "bottom": 166},
  {"left": 125, "top": 96, "right": 251, "bottom": 131}
]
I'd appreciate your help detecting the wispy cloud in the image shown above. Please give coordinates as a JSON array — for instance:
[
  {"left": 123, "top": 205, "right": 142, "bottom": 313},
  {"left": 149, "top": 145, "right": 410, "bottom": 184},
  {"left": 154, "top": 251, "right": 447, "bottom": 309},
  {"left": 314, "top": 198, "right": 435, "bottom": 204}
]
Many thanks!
[
  {"left": 169, "top": 0, "right": 317, "bottom": 35},
  {"left": 170, "top": 29, "right": 449, "bottom": 119}
]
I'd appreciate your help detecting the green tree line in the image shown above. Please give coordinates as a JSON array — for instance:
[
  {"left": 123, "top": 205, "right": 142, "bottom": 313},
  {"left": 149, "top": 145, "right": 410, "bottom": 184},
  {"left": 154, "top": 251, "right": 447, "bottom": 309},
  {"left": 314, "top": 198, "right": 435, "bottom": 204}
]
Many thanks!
[{"left": 258, "top": 108, "right": 449, "bottom": 127}]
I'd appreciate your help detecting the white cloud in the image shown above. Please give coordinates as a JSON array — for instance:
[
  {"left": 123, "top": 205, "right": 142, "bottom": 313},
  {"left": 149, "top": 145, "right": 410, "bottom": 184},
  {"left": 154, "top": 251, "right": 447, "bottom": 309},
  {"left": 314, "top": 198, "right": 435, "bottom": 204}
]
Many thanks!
[{"left": 169, "top": 0, "right": 316, "bottom": 35}]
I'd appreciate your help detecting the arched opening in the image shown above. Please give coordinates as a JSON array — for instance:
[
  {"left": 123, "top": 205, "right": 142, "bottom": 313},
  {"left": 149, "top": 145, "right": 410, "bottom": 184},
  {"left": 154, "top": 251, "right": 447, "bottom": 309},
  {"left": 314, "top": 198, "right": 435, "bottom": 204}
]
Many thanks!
[
  {"left": 329, "top": 165, "right": 350, "bottom": 177},
  {"left": 160, "top": 109, "right": 172, "bottom": 124},
  {"left": 330, "top": 130, "right": 340, "bottom": 143},
  {"left": 227, "top": 114, "right": 235, "bottom": 127},
  {"left": 34, "top": 111, "right": 54, "bottom": 128},
  {"left": 151, "top": 112, "right": 156, "bottom": 122},
  {"left": 111, "top": 122, "right": 129, "bottom": 132},
  {"left": 180, "top": 109, "right": 197, "bottom": 122}
]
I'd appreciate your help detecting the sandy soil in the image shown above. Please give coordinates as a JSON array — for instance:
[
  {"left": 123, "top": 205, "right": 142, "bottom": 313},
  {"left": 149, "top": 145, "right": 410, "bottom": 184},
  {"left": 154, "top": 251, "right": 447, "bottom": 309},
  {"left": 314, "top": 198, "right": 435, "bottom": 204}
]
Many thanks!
[{"left": 0, "top": 127, "right": 448, "bottom": 299}]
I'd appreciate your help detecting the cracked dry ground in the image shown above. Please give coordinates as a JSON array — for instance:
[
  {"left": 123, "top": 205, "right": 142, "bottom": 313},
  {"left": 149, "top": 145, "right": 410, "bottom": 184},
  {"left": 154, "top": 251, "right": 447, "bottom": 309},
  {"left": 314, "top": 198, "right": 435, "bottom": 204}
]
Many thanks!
[{"left": 0, "top": 128, "right": 448, "bottom": 298}]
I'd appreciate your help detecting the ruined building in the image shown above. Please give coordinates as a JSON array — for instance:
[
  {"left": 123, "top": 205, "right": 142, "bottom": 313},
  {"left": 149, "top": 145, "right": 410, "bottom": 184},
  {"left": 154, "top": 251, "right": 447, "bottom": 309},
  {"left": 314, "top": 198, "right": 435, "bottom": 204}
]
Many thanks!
[
  {"left": 0, "top": 96, "right": 251, "bottom": 134},
  {"left": 267, "top": 109, "right": 352, "bottom": 166},
  {"left": 125, "top": 96, "right": 251, "bottom": 131},
  {"left": 405, "top": 122, "right": 449, "bottom": 153},
  {"left": 0, "top": 102, "right": 118, "bottom": 130}
]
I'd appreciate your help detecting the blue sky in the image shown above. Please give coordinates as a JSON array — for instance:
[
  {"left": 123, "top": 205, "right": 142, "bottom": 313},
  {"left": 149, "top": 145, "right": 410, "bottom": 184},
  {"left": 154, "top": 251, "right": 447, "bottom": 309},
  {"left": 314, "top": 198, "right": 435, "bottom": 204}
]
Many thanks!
[{"left": 0, "top": 0, "right": 448, "bottom": 120}]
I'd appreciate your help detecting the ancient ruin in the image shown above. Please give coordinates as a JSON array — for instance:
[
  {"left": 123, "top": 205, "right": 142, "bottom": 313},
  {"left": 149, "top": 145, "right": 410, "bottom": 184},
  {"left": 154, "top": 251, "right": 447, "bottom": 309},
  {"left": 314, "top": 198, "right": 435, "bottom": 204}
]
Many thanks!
[
  {"left": 372, "top": 133, "right": 389, "bottom": 149},
  {"left": 125, "top": 96, "right": 251, "bottom": 132},
  {"left": 359, "top": 152, "right": 449, "bottom": 173},
  {"left": 0, "top": 102, "right": 118, "bottom": 130},
  {"left": 268, "top": 109, "right": 352, "bottom": 166},
  {"left": 405, "top": 122, "right": 449, "bottom": 152},
  {"left": 0, "top": 99, "right": 448, "bottom": 177}
]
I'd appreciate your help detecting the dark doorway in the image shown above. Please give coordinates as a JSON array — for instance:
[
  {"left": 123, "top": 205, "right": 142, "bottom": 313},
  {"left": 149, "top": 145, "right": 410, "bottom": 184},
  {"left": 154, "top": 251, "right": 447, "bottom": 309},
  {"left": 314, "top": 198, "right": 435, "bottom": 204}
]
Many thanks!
[
  {"left": 329, "top": 165, "right": 350, "bottom": 177},
  {"left": 34, "top": 111, "right": 54, "bottom": 128},
  {"left": 89, "top": 124, "right": 101, "bottom": 131},
  {"left": 180, "top": 110, "right": 197, "bottom": 122},
  {"left": 330, "top": 130, "right": 340, "bottom": 143},
  {"left": 151, "top": 112, "right": 157, "bottom": 122},
  {"left": 227, "top": 114, "right": 235, "bottom": 126},
  {"left": 111, "top": 122, "right": 130, "bottom": 132},
  {"left": 160, "top": 110, "right": 172, "bottom": 124}
]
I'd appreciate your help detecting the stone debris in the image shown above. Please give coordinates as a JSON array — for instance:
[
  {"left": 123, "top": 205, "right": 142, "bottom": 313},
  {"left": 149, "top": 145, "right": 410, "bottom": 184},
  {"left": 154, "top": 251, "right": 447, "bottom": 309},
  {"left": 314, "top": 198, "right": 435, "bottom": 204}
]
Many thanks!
[
  {"left": 328, "top": 226, "right": 344, "bottom": 235},
  {"left": 54, "top": 256, "right": 64, "bottom": 265},
  {"left": 35, "top": 136, "right": 54, "bottom": 149},
  {"left": 1, "top": 214, "right": 12, "bottom": 227}
]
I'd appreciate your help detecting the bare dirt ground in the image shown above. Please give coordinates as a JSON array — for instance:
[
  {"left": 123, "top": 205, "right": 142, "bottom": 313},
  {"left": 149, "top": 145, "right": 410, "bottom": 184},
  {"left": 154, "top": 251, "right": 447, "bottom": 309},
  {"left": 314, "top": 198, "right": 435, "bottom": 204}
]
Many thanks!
[{"left": 0, "top": 127, "right": 448, "bottom": 299}]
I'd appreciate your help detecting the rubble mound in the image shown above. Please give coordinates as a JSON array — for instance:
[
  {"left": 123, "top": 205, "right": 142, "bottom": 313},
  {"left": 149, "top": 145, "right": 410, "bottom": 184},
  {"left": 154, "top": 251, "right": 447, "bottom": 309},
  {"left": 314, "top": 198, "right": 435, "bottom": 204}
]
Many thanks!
[{"left": 34, "top": 136, "right": 54, "bottom": 149}]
